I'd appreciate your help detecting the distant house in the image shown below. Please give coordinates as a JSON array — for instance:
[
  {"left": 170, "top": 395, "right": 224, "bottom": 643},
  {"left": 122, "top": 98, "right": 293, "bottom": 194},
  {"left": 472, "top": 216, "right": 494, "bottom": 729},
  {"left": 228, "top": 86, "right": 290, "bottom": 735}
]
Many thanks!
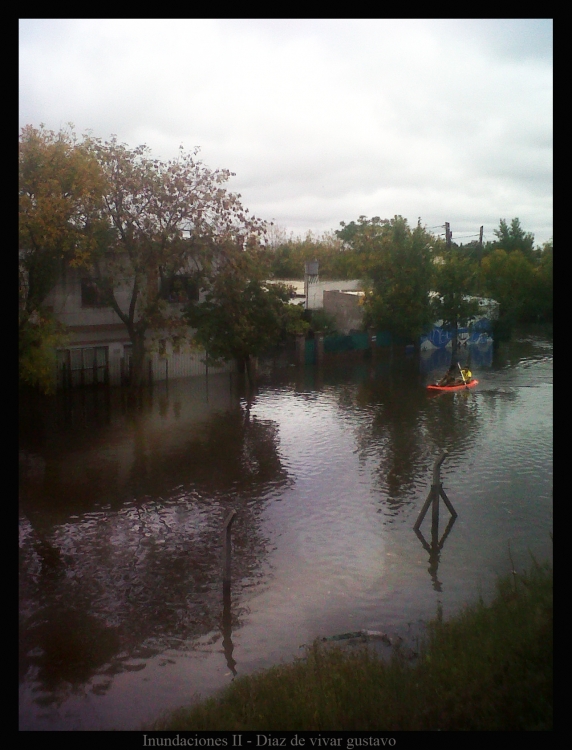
[
  {"left": 319, "top": 287, "right": 499, "bottom": 347},
  {"left": 268, "top": 279, "right": 363, "bottom": 310},
  {"left": 323, "top": 289, "right": 365, "bottom": 335},
  {"left": 43, "top": 267, "right": 231, "bottom": 388}
]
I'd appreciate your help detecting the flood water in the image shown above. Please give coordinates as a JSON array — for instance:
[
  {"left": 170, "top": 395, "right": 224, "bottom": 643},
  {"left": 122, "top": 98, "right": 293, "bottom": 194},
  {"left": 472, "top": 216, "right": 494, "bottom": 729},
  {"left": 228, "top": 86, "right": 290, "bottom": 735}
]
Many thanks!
[{"left": 19, "top": 326, "right": 553, "bottom": 730}]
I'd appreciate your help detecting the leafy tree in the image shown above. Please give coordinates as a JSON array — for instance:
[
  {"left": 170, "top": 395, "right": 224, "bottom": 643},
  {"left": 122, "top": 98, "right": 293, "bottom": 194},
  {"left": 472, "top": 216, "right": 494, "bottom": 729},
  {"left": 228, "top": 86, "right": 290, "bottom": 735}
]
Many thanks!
[
  {"left": 456, "top": 240, "right": 484, "bottom": 267},
  {"left": 359, "top": 216, "right": 436, "bottom": 348},
  {"left": 532, "top": 240, "right": 553, "bottom": 322},
  {"left": 18, "top": 314, "right": 69, "bottom": 395},
  {"left": 492, "top": 218, "right": 536, "bottom": 263},
  {"left": 184, "top": 246, "right": 308, "bottom": 385},
  {"left": 305, "top": 308, "right": 338, "bottom": 337},
  {"left": 83, "top": 136, "right": 266, "bottom": 386},
  {"left": 262, "top": 229, "right": 360, "bottom": 281},
  {"left": 19, "top": 124, "right": 107, "bottom": 392},
  {"left": 335, "top": 216, "right": 391, "bottom": 279},
  {"left": 266, "top": 241, "right": 302, "bottom": 279},
  {"left": 336, "top": 215, "right": 387, "bottom": 245},
  {"left": 481, "top": 248, "right": 537, "bottom": 324},
  {"left": 431, "top": 250, "right": 481, "bottom": 358}
]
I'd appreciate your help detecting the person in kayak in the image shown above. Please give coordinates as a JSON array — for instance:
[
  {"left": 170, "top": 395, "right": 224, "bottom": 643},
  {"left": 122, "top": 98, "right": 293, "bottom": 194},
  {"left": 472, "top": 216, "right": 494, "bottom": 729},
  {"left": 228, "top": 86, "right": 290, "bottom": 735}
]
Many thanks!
[
  {"left": 438, "top": 364, "right": 458, "bottom": 386},
  {"left": 438, "top": 364, "right": 472, "bottom": 387}
]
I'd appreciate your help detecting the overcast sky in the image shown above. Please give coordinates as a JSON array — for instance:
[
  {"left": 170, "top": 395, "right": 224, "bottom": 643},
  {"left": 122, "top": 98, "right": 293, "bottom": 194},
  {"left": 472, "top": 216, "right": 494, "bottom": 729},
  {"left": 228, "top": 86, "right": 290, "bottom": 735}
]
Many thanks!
[{"left": 19, "top": 19, "right": 553, "bottom": 247}]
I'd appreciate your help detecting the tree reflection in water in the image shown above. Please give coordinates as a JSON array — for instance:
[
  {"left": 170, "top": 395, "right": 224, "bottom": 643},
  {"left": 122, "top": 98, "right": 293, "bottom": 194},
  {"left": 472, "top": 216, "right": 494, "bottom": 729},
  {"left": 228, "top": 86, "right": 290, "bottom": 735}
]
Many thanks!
[
  {"left": 19, "top": 379, "right": 290, "bottom": 707},
  {"left": 19, "top": 329, "right": 552, "bottom": 724},
  {"left": 349, "top": 355, "right": 481, "bottom": 518}
]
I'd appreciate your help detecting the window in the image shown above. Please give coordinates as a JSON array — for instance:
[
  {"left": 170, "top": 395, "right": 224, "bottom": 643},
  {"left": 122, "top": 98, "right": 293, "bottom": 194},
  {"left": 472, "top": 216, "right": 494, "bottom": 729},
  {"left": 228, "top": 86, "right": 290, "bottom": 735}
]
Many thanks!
[
  {"left": 161, "top": 275, "right": 199, "bottom": 303},
  {"left": 81, "top": 279, "right": 108, "bottom": 307},
  {"left": 58, "top": 346, "right": 108, "bottom": 386}
]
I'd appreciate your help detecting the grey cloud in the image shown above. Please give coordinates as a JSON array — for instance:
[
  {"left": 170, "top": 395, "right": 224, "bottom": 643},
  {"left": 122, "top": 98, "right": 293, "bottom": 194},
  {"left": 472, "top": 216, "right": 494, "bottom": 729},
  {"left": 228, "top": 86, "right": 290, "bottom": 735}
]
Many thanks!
[{"left": 19, "top": 18, "right": 552, "bottom": 246}]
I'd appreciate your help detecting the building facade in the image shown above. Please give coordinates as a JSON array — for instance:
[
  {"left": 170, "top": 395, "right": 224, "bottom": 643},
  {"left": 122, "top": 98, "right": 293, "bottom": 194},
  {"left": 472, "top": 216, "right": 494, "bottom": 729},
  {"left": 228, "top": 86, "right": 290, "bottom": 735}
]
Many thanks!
[{"left": 44, "top": 267, "right": 233, "bottom": 388}]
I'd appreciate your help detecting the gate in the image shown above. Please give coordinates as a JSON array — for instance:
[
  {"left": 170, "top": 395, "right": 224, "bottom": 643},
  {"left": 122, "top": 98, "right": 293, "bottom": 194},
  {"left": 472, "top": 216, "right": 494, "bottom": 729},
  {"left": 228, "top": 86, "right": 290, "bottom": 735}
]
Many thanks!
[{"left": 58, "top": 346, "right": 109, "bottom": 388}]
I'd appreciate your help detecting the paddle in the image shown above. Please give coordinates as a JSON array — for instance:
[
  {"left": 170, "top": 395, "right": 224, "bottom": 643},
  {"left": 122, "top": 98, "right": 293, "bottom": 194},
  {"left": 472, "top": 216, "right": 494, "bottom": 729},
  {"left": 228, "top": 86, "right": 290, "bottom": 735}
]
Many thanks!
[{"left": 458, "top": 362, "right": 469, "bottom": 389}]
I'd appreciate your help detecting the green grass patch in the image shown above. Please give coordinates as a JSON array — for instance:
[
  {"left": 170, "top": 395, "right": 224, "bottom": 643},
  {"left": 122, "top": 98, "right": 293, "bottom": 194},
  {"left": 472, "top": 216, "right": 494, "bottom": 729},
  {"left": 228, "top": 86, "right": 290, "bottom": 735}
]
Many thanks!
[{"left": 152, "top": 560, "right": 552, "bottom": 731}]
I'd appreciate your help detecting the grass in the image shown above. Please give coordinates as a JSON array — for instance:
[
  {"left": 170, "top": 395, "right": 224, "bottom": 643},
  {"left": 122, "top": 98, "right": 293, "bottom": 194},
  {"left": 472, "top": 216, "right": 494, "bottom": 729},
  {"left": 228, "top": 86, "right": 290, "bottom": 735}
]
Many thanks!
[{"left": 152, "top": 559, "right": 552, "bottom": 731}]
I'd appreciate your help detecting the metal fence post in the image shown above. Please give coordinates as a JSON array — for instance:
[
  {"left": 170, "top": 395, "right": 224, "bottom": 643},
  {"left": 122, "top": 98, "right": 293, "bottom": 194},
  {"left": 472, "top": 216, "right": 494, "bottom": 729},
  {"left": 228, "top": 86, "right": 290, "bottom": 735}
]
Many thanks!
[
  {"left": 222, "top": 510, "right": 237, "bottom": 594},
  {"left": 414, "top": 450, "right": 455, "bottom": 530}
]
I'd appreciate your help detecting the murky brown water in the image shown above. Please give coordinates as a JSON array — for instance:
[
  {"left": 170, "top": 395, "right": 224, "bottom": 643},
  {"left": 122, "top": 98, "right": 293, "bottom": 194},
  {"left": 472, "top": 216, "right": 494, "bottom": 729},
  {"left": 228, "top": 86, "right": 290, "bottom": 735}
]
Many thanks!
[{"left": 19, "top": 327, "right": 553, "bottom": 730}]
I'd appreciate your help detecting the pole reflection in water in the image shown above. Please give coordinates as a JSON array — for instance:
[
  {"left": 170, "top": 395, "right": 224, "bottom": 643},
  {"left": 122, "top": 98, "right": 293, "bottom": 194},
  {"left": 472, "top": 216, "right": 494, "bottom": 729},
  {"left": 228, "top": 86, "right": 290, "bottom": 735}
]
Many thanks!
[
  {"left": 222, "top": 510, "right": 237, "bottom": 676},
  {"left": 414, "top": 450, "right": 458, "bottom": 592},
  {"left": 18, "top": 329, "right": 553, "bottom": 730},
  {"left": 222, "top": 585, "right": 237, "bottom": 676},
  {"left": 414, "top": 514, "right": 457, "bottom": 592}
]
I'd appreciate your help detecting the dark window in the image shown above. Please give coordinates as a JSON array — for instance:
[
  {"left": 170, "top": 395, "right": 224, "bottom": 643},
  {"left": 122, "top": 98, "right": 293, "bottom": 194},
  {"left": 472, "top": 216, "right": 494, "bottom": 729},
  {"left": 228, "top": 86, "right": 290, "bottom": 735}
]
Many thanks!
[
  {"left": 81, "top": 279, "right": 108, "bottom": 307},
  {"left": 161, "top": 275, "right": 199, "bottom": 303},
  {"left": 58, "top": 346, "right": 108, "bottom": 386}
]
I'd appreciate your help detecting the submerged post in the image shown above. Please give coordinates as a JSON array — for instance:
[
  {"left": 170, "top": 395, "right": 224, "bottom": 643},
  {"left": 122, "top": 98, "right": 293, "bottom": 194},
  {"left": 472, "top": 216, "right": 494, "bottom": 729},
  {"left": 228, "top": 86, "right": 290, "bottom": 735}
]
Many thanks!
[
  {"left": 296, "top": 334, "right": 306, "bottom": 365},
  {"left": 368, "top": 327, "right": 377, "bottom": 356},
  {"left": 414, "top": 450, "right": 458, "bottom": 591},
  {"left": 315, "top": 331, "right": 324, "bottom": 365},
  {"left": 414, "top": 450, "right": 456, "bottom": 530},
  {"left": 432, "top": 449, "right": 448, "bottom": 488},
  {"left": 222, "top": 510, "right": 237, "bottom": 592}
]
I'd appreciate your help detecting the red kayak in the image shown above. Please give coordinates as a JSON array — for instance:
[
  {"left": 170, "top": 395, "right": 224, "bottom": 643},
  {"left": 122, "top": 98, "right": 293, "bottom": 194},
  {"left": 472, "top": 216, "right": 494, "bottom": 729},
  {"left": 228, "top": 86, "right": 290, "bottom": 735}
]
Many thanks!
[{"left": 427, "top": 378, "right": 479, "bottom": 393}]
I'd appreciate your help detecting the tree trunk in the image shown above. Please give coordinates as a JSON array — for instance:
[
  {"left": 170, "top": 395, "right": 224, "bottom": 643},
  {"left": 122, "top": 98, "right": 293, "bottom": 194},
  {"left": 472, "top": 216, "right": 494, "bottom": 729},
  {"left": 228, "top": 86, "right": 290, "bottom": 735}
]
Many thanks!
[
  {"left": 130, "top": 332, "right": 147, "bottom": 388},
  {"left": 451, "top": 320, "right": 459, "bottom": 359},
  {"left": 235, "top": 354, "right": 257, "bottom": 389},
  {"left": 245, "top": 355, "right": 257, "bottom": 388}
]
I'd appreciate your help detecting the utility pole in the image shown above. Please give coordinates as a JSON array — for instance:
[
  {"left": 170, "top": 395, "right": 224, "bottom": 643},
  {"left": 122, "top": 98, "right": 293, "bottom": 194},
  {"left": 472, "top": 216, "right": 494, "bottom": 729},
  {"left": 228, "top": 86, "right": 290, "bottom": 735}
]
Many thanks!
[
  {"left": 445, "top": 222, "right": 451, "bottom": 249},
  {"left": 478, "top": 226, "right": 484, "bottom": 265},
  {"left": 304, "top": 260, "right": 319, "bottom": 311}
]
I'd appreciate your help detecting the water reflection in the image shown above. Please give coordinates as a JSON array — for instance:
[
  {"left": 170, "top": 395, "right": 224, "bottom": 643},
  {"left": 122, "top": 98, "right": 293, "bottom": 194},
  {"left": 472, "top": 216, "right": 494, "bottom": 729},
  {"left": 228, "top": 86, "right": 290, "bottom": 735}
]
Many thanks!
[
  {"left": 19, "top": 328, "right": 552, "bottom": 729},
  {"left": 345, "top": 354, "right": 483, "bottom": 512},
  {"left": 414, "top": 515, "right": 457, "bottom": 593},
  {"left": 19, "top": 606, "right": 121, "bottom": 695},
  {"left": 354, "top": 359, "right": 429, "bottom": 510},
  {"left": 412, "top": 452, "right": 458, "bottom": 592},
  {"left": 414, "top": 500, "right": 458, "bottom": 593},
  {"left": 221, "top": 587, "right": 237, "bottom": 677},
  {"left": 419, "top": 340, "right": 494, "bottom": 376},
  {"left": 19, "top": 376, "right": 290, "bottom": 709}
]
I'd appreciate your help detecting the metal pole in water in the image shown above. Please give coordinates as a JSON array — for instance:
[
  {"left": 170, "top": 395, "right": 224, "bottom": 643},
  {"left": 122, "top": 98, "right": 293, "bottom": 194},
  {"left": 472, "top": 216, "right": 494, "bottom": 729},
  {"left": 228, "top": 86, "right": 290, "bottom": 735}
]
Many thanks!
[
  {"left": 222, "top": 510, "right": 237, "bottom": 593},
  {"left": 432, "top": 449, "right": 448, "bottom": 488},
  {"left": 431, "top": 449, "right": 447, "bottom": 528},
  {"left": 414, "top": 450, "right": 452, "bottom": 530}
]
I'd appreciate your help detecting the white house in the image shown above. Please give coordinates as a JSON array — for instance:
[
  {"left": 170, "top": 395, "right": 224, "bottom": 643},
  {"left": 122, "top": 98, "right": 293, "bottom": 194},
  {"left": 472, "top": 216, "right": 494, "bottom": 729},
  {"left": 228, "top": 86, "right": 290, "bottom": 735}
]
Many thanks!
[{"left": 43, "top": 267, "right": 232, "bottom": 388}]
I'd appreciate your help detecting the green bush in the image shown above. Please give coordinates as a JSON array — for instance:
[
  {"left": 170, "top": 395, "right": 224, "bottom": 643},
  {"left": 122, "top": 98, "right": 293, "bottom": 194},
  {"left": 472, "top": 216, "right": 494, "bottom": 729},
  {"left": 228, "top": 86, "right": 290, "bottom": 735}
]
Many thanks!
[{"left": 152, "top": 560, "right": 552, "bottom": 731}]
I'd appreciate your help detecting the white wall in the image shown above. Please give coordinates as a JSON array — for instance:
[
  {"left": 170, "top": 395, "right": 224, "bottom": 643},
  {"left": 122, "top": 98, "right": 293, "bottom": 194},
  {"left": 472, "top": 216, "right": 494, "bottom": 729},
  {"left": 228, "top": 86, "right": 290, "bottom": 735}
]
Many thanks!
[
  {"left": 45, "top": 268, "right": 132, "bottom": 327},
  {"left": 270, "top": 279, "right": 363, "bottom": 309}
]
